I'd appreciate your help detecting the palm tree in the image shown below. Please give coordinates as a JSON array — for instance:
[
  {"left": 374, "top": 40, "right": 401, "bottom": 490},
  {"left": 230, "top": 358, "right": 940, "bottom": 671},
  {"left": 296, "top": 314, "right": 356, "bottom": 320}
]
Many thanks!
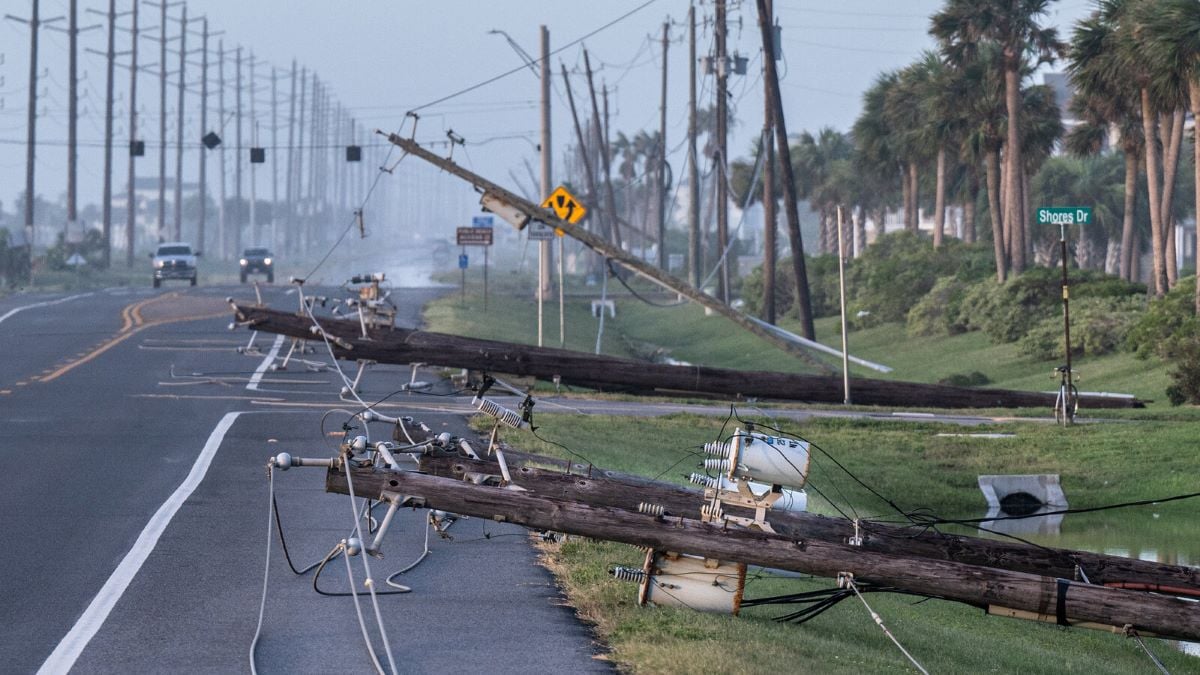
[
  {"left": 792, "top": 128, "right": 853, "bottom": 253},
  {"left": 1067, "top": 12, "right": 1144, "bottom": 280},
  {"left": 852, "top": 72, "right": 904, "bottom": 247},
  {"left": 932, "top": 0, "right": 1064, "bottom": 275},
  {"left": 1141, "top": 0, "right": 1200, "bottom": 309}
]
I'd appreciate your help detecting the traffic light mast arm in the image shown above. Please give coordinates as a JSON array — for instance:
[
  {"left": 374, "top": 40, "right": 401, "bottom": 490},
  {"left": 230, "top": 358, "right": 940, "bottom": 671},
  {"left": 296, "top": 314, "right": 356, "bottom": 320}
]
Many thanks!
[{"left": 381, "top": 133, "right": 830, "bottom": 370}]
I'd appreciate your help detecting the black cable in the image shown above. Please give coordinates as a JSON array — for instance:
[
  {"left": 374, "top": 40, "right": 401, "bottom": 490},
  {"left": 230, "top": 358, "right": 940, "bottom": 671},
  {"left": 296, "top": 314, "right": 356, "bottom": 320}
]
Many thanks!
[
  {"left": 652, "top": 448, "right": 704, "bottom": 481},
  {"left": 604, "top": 259, "right": 688, "bottom": 308},
  {"left": 530, "top": 425, "right": 597, "bottom": 470},
  {"left": 310, "top": 544, "right": 411, "bottom": 598}
]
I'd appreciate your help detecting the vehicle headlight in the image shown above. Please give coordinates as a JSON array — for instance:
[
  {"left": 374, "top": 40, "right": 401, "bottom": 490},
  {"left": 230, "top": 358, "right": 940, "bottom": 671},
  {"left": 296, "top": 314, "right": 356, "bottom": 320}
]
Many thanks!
[
  {"left": 239, "top": 258, "right": 247, "bottom": 266},
  {"left": 264, "top": 258, "right": 272, "bottom": 265},
  {"left": 154, "top": 260, "right": 164, "bottom": 268}
]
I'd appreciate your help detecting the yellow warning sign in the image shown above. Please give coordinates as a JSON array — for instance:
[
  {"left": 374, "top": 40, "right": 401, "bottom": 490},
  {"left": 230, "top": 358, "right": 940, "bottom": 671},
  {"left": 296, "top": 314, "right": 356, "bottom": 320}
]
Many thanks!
[{"left": 541, "top": 185, "right": 587, "bottom": 224}]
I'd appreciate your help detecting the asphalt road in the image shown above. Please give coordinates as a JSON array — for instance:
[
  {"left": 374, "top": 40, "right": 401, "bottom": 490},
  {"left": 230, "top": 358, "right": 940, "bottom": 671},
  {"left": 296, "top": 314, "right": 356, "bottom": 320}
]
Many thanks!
[{"left": 0, "top": 283, "right": 606, "bottom": 674}]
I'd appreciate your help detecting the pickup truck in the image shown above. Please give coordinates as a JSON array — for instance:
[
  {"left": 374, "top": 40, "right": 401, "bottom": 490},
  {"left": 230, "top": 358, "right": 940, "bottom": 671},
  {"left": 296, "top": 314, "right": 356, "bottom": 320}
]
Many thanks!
[{"left": 150, "top": 242, "right": 199, "bottom": 288}]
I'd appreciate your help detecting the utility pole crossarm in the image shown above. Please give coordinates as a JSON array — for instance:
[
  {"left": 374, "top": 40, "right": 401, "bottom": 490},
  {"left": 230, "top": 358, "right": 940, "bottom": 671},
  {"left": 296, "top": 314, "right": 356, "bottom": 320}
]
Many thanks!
[{"left": 380, "top": 133, "right": 830, "bottom": 370}]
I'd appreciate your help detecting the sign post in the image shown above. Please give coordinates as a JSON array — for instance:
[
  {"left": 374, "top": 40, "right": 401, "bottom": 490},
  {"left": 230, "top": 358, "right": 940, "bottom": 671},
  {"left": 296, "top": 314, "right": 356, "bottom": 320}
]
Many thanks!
[
  {"left": 458, "top": 217, "right": 495, "bottom": 312},
  {"left": 540, "top": 185, "right": 588, "bottom": 348},
  {"left": 1035, "top": 206, "right": 1092, "bottom": 424}
]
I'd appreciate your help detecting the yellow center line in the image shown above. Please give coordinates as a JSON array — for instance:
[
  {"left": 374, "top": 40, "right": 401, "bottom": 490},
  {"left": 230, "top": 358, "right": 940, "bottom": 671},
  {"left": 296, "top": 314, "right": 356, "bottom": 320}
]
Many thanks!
[{"left": 39, "top": 309, "right": 229, "bottom": 383}]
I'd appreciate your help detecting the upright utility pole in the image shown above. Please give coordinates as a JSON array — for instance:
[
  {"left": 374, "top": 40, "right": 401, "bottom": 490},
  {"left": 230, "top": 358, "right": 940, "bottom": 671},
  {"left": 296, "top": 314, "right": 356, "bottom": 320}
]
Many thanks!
[
  {"left": 761, "top": 0, "right": 776, "bottom": 325},
  {"left": 714, "top": 0, "right": 730, "bottom": 302},
  {"left": 46, "top": 1, "right": 99, "bottom": 245},
  {"left": 216, "top": 40, "right": 226, "bottom": 257},
  {"left": 293, "top": 67, "right": 307, "bottom": 254},
  {"left": 172, "top": 4, "right": 187, "bottom": 240},
  {"left": 248, "top": 52, "right": 257, "bottom": 246},
  {"left": 284, "top": 61, "right": 296, "bottom": 257},
  {"left": 6, "top": 0, "right": 60, "bottom": 277},
  {"left": 656, "top": 21, "right": 669, "bottom": 270},
  {"left": 270, "top": 66, "right": 279, "bottom": 250},
  {"left": 149, "top": 0, "right": 178, "bottom": 242},
  {"left": 234, "top": 46, "right": 243, "bottom": 255},
  {"left": 687, "top": 3, "right": 701, "bottom": 288},
  {"left": 538, "top": 25, "right": 553, "bottom": 348},
  {"left": 756, "top": 0, "right": 814, "bottom": 339},
  {"left": 583, "top": 50, "right": 621, "bottom": 249},
  {"left": 125, "top": 0, "right": 139, "bottom": 264},
  {"left": 98, "top": 0, "right": 119, "bottom": 267},
  {"left": 195, "top": 18, "right": 211, "bottom": 253}
]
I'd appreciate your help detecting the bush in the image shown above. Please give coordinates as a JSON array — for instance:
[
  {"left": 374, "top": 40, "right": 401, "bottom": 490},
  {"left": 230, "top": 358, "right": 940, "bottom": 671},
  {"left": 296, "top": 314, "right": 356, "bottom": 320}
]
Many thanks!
[
  {"left": 937, "top": 371, "right": 991, "bottom": 387},
  {"left": 1018, "top": 296, "right": 1145, "bottom": 360},
  {"left": 741, "top": 254, "right": 842, "bottom": 319},
  {"left": 846, "top": 231, "right": 993, "bottom": 327},
  {"left": 960, "top": 267, "right": 1145, "bottom": 344},
  {"left": 906, "top": 276, "right": 973, "bottom": 337},
  {"left": 1166, "top": 336, "right": 1200, "bottom": 405},
  {"left": 1126, "top": 276, "right": 1199, "bottom": 359}
]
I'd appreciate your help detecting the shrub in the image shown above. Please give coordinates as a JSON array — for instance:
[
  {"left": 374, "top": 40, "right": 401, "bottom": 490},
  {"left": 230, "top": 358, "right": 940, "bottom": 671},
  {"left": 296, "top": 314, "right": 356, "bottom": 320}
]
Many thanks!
[
  {"left": 906, "top": 276, "right": 972, "bottom": 337},
  {"left": 1166, "top": 336, "right": 1200, "bottom": 405},
  {"left": 937, "top": 371, "right": 991, "bottom": 387},
  {"left": 960, "top": 267, "right": 1144, "bottom": 344},
  {"left": 846, "top": 231, "right": 993, "bottom": 327},
  {"left": 1126, "top": 276, "right": 1199, "bottom": 359},
  {"left": 1018, "top": 296, "right": 1145, "bottom": 360}
]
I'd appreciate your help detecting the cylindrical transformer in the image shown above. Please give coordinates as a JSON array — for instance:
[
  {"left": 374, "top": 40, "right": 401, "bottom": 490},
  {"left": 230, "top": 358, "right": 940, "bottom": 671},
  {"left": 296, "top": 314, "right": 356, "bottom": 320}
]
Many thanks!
[
  {"left": 637, "top": 549, "right": 746, "bottom": 615},
  {"left": 728, "top": 429, "right": 810, "bottom": 489},
  {"left": 687, "top": 472, "right": 807, "bottom": 513}
]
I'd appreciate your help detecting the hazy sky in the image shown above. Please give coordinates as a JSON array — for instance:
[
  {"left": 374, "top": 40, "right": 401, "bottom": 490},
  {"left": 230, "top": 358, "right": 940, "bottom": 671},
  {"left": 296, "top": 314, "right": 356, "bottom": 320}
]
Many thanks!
[{"left": 0, "top": 0, "right": 1096, "bottom": 224}]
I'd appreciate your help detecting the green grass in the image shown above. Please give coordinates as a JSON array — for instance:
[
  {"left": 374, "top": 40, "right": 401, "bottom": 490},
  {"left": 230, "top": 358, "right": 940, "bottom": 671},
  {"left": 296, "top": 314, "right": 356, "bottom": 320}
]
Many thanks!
[{"left": 435, "top": 283, "right": 1200, "bottom": 674}]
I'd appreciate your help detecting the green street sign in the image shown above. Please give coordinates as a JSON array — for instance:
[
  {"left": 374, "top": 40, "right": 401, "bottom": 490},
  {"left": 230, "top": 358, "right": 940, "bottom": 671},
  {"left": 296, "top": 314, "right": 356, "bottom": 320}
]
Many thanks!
[{"left": 1036, "top": 206, "right": 1092, "bottom": 225}]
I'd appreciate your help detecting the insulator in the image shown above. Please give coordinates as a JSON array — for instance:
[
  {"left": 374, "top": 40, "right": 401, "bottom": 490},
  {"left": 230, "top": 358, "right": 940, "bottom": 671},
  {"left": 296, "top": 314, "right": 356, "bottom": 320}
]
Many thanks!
[
  {"left": 702, "top": 440, "right": 730, "bottom": 457},
  {"left": 700, "top": 503, "right": 723, "bottom": 520},
  {"left": 638, "top": 502, "right": 666, "bottom": 517},
  {"left": 610, "top": 566, "right": 646, "bottom": 583},
  {"left": 688, "top": 473, "right": 719, "bottom": 488},
  {"left": 473, "top": 396, "right": 529, "bottom": 430},
  {"left": 703, "top": 458, "right": 730, "bottom": 473}
]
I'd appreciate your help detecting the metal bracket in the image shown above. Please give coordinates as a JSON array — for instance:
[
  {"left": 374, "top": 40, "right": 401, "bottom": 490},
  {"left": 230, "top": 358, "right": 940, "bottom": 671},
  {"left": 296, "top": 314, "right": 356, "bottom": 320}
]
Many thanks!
[{"left": 848, "top": 519, "right": 864, "bottom": 546}]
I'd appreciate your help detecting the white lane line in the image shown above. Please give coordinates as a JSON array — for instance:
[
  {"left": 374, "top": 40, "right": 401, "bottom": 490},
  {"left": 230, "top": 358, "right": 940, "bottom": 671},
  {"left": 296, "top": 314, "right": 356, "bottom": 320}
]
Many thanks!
[
  {"left": 247, "top": 334, "right": 285, "bottom": 391},
  {"left": 0, "top": 292, "right": 93, "bottom": 326},
  {"left": 37, "top": 412, "right": 242, "bottom": 675}
]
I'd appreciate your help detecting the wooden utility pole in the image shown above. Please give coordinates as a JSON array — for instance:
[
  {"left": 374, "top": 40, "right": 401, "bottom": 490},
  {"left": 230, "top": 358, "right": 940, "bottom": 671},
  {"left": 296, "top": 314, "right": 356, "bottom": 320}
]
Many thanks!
[
  {"left": 216, "top": 40, "right": 226, "bottom": 258},
  {"left": 172, "top": 5, "right": 188, "bottom": 241},
  {"left": 97, "top": 0, "right": 119, "bottom": 267},
  {"left": 271, "top": 67, "right": 280, "bottom": 251},
  {"left": 538, "top": 25, "right": 552, "bottom": 347},
  {"left": 414, "top": 452, "right": 1200, "bottom": 591},
  {"left": 687, "top": 3, "right": 701, "bottom": 288},
  {"left": 234, "top": 303, "right": 1142, "bottom": 410},
  {"left": 195, "top": 18, "right": 212, "bottom": 254},
  {"left": 294, "top": 67, "right": 308, "bottom": 253},
  {"left": 124, "top": 0, "right": 139, "bottom": 264},
  {"left": 583, "top": 50, "right": 621, "bottom": 249},
  {"left": 323, "top": 463, "right": 1200, "bottom": 642},
  {"left": 561, "top": 64, "right": 602, "bottom": 243},
  {"left": 714, "top": 0, "right": 730, "bottom": 302},
  {"left": 248, "top": 52, "right": 258, "bottom": 246},
  {"left": 149, "top": 0, "right": 175, "bottom": 242},
  {"left": 284, "top": 60, "right": 296, "bottom": 257},
  {"left": 755, "top": 0, "right": 815, "bottom": 339},
  {"left": 762, "top": 125, "right": 776, "bottom": 325},
  {"left": 6, "top": 0, "right": 59, "bottom": 279},
  {"left": 656, "top": 21, "right": 669, "bottom": 271},
  {"left": 234, "top": 46, "right": 243, "bottom": 255}
]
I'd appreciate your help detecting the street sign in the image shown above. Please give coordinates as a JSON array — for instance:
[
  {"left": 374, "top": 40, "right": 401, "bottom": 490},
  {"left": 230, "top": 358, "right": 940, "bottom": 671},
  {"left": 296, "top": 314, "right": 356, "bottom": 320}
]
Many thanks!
[
  {"left": 541, "top": 185, "right": 587, "bottom": 224},
  {"left": 456, "top": 227, "right": 493, "bottom": 246},
  {"left": 472, "top": 215, "right": 494, "bottom": 228},
  {"left": 1035, "top": 206, "right": 1092, "bottom": 226},
  {"left": 528, "top": 223, "right": 556, "bottom": 241},
  {"left": 458, "top": 254, "right": 469, "bottom": 269}
]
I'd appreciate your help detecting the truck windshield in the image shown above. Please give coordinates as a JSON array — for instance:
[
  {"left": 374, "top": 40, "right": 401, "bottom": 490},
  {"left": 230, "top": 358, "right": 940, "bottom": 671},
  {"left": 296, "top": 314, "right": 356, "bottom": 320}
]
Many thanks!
[{"left": 157, "top": 246, "right": 192, "bottom": 256}]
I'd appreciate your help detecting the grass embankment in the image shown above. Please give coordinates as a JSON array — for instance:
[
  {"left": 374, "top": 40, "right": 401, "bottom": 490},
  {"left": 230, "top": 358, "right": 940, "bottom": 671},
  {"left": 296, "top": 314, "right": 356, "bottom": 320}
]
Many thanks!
[{"left": 429, "top": 281, "right": 1200, "bottom": 674}]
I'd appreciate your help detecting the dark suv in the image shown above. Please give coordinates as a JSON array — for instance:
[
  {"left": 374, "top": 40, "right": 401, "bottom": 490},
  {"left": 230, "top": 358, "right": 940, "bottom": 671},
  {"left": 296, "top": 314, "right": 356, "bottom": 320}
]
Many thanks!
[{"left": 240, "top": 248, "right": 274, "bottom": 283}]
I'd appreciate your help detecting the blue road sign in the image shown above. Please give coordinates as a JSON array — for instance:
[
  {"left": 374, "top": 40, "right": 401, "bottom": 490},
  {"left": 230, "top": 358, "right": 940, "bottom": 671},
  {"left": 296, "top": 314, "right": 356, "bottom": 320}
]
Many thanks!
[
  {"left": 458, "top": 254, "right": 469, "bottom": 269},
  {"left": 472, "top": 215, "right": 495, "bottom": 228}
]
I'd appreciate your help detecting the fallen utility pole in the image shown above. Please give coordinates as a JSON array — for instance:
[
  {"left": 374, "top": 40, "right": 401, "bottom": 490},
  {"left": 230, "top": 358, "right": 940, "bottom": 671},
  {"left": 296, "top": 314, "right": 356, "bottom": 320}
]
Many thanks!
[
  {"left": 323, "top": 462, "right": 1200, "bottom": 641},
  {"left": 231, "top": 303, "right": 1143, "bottom": 409},
  {"left": 407, "top": 452, "right": 1199, "bottom": 591},
  {"left": 380, "top": 133, "right": 831, "bottom": 372}
]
